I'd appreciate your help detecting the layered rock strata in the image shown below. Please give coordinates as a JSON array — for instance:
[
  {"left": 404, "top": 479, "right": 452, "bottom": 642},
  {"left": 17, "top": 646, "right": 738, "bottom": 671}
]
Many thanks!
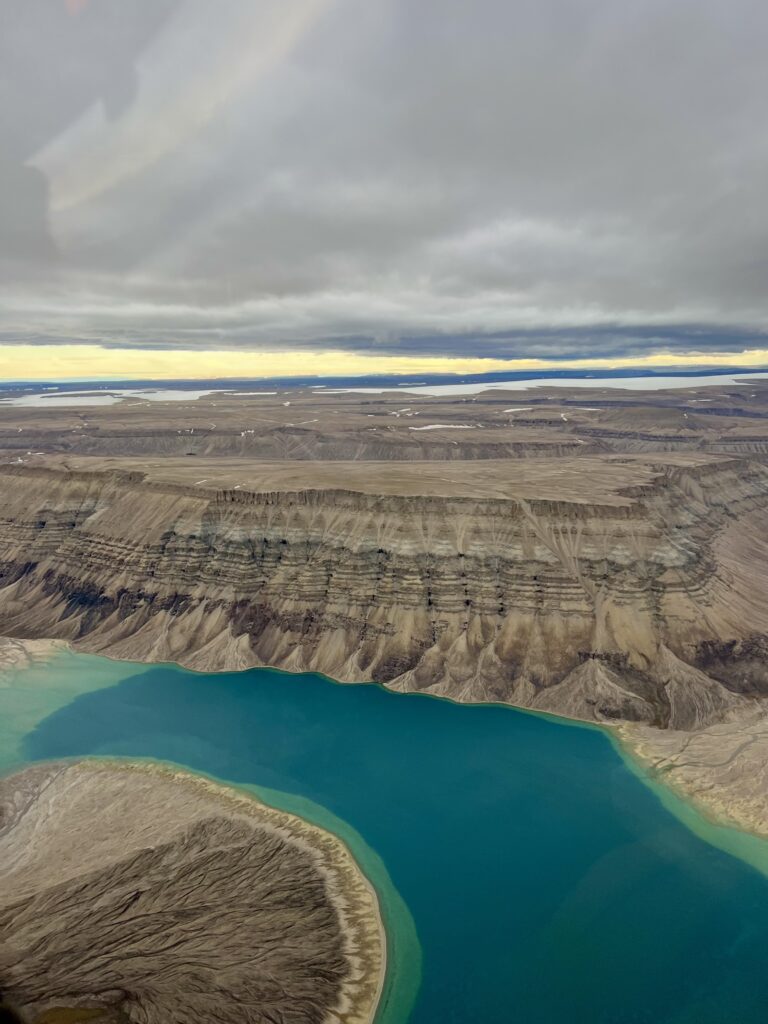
[{"left": 2, "top": 458, "right": 768, "bottom": 832}]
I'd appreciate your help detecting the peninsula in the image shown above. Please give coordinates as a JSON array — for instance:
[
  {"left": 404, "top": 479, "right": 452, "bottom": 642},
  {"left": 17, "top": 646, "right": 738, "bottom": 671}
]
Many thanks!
[{"left": 0, "top": 758, "right": 384, "bottom": 1024}]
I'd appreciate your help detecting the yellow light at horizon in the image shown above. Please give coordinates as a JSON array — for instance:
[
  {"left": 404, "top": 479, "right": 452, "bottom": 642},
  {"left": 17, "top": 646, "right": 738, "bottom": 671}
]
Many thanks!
[{"left": 2, "top": 345, "right": 768, "bottom": 381}]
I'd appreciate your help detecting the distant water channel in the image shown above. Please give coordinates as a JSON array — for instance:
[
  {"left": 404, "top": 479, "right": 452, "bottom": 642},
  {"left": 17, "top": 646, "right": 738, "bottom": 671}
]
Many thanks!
[{"left": 5, "top": 651, "right": 768, "bottom": 1023}]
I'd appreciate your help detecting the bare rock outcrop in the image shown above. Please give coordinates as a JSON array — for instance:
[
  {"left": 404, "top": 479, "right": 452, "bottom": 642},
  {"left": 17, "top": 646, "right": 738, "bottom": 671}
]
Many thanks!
[{"left": 0, "top": 460, "right": 767, "bottom": 718}]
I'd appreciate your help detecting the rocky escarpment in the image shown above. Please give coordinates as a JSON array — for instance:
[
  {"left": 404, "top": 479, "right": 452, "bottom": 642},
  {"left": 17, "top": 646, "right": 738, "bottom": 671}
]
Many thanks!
[
  {"left": 0, "top": 459, "right": 768, "bottom": 734},
  {"left": 0, "top": 425, "right": 603, "bottom": 461},
  {"left": 0, "top": 760, "right": 383, "bottom": 1024}
]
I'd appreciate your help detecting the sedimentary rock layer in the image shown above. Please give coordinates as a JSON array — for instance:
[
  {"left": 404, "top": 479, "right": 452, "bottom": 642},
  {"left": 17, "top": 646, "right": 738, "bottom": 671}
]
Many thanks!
[
  {"left": 0, "top": 459, "right": 767, "bottom": 712},
  {"left": 2, "top": 453, "right": 768, "bottom": 832},
  {"left": 0, "top": 760, "right": 383, "bottom": 1024}
]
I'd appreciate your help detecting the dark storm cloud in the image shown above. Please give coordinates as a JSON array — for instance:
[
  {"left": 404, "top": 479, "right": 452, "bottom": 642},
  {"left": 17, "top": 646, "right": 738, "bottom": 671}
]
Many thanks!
[{"left": 2, "top": 0, "right": 768, "bottom": 359}]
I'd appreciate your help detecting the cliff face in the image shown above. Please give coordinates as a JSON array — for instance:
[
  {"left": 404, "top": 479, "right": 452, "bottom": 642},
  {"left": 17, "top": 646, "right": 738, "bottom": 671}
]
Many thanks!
[{"left": 1, "top": 459, "right": 767, "bottom": 733}]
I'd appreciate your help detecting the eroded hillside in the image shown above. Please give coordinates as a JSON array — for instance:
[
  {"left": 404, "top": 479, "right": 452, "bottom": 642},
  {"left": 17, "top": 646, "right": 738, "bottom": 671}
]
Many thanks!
[
  {"left": 3, "top": 380, "right": 768, "bottom": 833},
  {"left": 0, "top": 456, "right": 766, "bottom": 722}
]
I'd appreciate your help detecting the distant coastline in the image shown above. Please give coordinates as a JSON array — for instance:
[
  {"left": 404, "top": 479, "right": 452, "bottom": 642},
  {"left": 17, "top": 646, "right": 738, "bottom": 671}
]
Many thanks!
[{"left": 3, "top": 364, "right": 768, "bottom": 405}]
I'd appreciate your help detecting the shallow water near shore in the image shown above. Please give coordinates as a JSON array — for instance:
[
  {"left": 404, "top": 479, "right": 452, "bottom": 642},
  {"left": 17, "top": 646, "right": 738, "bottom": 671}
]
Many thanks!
[{"left": 5, "top": 651, "right": 768, "bottom": 1023}]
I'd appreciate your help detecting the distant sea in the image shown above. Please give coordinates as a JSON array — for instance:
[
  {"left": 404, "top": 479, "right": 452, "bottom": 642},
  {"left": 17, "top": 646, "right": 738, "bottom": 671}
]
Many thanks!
[{"left": 1, "top": 366, "right": 768, "bottom": 405}]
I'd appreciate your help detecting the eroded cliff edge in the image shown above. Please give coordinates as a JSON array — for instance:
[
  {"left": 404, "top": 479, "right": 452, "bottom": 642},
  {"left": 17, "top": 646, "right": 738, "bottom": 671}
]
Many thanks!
[
  {"left": 0, "top": 759, "right": 384, "bottom": 1024},
  {"left": 2, "top": 458, "right": 768, "bottom": 835}
]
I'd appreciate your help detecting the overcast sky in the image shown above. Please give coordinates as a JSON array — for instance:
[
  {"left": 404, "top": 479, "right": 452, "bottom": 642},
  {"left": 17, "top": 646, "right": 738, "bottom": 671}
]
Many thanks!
[{"left": 2, "top": 0, "right": 768, "bottom": 376}]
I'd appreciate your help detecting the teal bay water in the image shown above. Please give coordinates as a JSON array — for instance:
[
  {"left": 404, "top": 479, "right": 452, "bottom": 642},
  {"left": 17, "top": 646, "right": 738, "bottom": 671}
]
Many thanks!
[{"left": 5, "top": 652, "right": 768, "bottom": 1023}]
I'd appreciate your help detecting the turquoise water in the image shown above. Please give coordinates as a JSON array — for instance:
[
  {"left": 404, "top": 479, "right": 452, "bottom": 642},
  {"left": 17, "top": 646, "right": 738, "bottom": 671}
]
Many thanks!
[{"left": 8, "top": 655, "right": 768, "bottom": 1023}]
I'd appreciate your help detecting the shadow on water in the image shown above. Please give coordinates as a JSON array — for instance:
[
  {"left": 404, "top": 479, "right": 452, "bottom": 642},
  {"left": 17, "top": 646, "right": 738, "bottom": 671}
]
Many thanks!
[{"left": 20, "top": 661, "right": 768, "bottom": 1024}]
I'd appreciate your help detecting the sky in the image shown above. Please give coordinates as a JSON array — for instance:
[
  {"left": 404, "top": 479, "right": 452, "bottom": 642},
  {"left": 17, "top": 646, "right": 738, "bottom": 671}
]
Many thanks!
[{"left": 2, "top": 0, "right": 768, "bottom": 380}]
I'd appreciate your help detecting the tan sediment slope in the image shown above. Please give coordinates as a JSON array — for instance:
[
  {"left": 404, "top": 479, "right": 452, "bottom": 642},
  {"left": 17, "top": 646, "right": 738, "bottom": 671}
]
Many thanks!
[
  {"left": 0, "top": 636, "right": 66, "bottom": 671},
  {"left": 3, "top": 381, "right": 768, "bottom": 837},
  {"left": 0, "top": 759, "right": 384, "bottom": 1024}
]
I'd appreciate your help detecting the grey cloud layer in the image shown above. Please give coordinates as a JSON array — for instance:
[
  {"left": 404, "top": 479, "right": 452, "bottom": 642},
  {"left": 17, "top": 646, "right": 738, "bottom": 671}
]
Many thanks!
[{"left": 2, "top": 0, "right": 767, "bottom": 359}]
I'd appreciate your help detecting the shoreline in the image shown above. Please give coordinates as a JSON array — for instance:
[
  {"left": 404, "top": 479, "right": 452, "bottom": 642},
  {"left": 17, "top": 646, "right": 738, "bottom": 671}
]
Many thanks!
[
  {"left": 99, "top": 758, "right": 389, "bottom": 1024},
  {"left": 0, "top": 756, "right": 390, "bottom": 1024},
  {"left": 102, "top": 762, "right": 422, "bottom": 1024},
  {"left": 5, "top": 636, "right": 768, "bottom": 954},
  {"left": 0, "top": 640, "right": 421, "bottom": 1024},
  {"left": 5, "top": 633, "right": 768, "bottom": 856},
  {"left": 87, "top": 756, "right": 405, "bottom": 1024},
  {"left": 609, "top": 720, "right": 768, "bottom": 876},
  {"left": 9, "top": 630, "right": 768, "bottom": 847},
  {"left": 0, "top": 636, "right": 68, "bottom": 673}
]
